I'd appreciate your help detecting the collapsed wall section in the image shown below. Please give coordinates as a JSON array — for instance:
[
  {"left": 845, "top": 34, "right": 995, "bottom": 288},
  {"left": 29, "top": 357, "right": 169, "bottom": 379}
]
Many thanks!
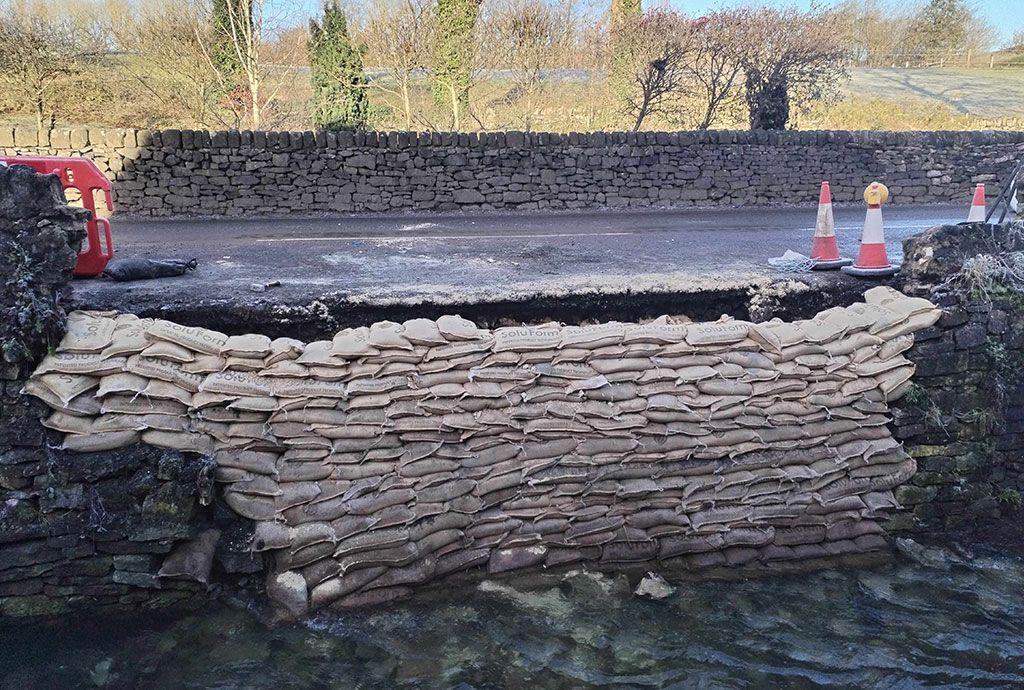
[
  {"left": 3, "top": 127, "right": 1023, "bottom": 216},
  {"left": 25, "top": 290, "right": 940, "bottom": 616}
]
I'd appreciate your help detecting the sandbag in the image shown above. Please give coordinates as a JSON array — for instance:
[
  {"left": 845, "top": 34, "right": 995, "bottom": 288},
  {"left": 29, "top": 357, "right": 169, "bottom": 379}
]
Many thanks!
[{"left": 103, "top": 257, "right": 197, "bottom": 281}]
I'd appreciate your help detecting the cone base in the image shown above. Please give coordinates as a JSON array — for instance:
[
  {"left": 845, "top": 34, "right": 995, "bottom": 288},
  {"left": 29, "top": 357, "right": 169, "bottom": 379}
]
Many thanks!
[
  {"left": 841, "top": 264, "right": 899, "bottom": 278},
  {"left": 811, "top": 257, "right": 853, "bottom": 271}
]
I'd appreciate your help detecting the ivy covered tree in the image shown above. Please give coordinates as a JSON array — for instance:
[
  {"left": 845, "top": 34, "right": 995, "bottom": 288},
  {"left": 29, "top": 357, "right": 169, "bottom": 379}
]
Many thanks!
[
  {"left": 212, "top": 0, "right": 251, "bottom": 79},
  {"left": 610, "top": 0, "right": 641, "bottom": 28},
  {"left": 608, "top": 0, "right": 642, "bottom": 126},
  {"left": 308, "top": 1, "right": 370, "bottom": 130},
  {"left": 732, "top": 7, "right": 847, "bottom": 130},
  {"left": 431, "top": 0, "right": 482, "bottom": 128}
]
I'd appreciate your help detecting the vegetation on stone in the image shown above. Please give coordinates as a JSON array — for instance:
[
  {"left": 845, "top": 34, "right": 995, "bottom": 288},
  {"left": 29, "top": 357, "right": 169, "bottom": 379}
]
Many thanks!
[
  {"left": 889, "top": 222, "right": 1024, "bottom": 533},
  {"left": 0, "top": 165, "right": 253, "bottom": 618},
  {"left": 0, "top": 165, "right": 85, "bottom": 371}
]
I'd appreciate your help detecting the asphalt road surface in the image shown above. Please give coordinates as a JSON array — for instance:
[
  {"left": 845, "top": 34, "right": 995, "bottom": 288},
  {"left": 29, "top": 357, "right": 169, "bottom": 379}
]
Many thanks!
[{"left": 74, "top": 204, "right": 964, "bottom": 308}]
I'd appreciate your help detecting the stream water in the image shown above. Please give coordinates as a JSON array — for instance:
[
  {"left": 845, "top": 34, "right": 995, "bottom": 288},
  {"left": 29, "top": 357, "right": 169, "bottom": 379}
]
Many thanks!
[{"left": 2, "top": 546, "right": 1023, "bottom": 689}]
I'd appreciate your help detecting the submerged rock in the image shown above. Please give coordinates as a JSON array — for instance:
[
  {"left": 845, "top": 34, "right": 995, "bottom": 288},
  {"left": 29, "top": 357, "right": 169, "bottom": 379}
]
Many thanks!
[
  {"left": 895, "top": 538, "right": 966, "bottom": 571},
  {"left": 634, "top": 572, "right": 674, "bottom": 600}
]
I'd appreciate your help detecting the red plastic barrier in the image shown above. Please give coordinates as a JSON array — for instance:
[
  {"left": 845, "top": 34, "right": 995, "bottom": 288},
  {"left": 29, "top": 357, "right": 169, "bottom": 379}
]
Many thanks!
[{"left": 0, "top": 155, "right": 114, "bottom": 277}]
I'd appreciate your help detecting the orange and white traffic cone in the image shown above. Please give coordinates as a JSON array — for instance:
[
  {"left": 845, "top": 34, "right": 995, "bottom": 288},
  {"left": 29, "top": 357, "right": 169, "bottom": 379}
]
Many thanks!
[
  {"left": 966, "top": 183, "right": 986, "bottom": 222},
  {"left": 810, "top": 181, "right": 852, "bottom": 270},
  {"left": 841, "top": 181, "right": 898, "bottom": 278}
]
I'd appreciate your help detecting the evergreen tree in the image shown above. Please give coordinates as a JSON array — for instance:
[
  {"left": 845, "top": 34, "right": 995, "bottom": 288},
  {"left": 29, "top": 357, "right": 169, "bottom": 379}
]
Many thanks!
[
  {"left": 906, "top": 0, "right": 972, "bottom": 55},
  {"left": 212, "top": 0, "right": 251, "bottom": 79},
  {"left": 308, "top": 1, "right": 370, "bottom": 130},
  {"left": 608, "top": 0, "right": 642, "bottom": 126},
  {"left": 431, "top": 0, "right": 482, "bottom": 126},
  {"left": 745, "top": 72, "right": 789, "bottom": 130}
]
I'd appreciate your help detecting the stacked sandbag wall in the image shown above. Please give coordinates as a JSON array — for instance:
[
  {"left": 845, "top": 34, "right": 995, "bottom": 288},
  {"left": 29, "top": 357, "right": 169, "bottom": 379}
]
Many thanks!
[{"left": 25, "top": 288, "right": 941, "bottom": 616}]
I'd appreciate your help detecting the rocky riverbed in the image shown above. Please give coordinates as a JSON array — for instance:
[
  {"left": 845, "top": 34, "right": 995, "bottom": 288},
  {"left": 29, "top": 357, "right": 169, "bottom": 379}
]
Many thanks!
[{"left": 2, "top": 541, "right": 1022, "bottom": 688}]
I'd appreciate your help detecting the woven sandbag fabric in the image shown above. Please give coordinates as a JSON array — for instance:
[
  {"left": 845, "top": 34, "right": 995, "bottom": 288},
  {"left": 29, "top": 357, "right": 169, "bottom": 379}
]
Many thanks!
[{"left": 26, "top": 286, "right": 941, "bottom": 616}]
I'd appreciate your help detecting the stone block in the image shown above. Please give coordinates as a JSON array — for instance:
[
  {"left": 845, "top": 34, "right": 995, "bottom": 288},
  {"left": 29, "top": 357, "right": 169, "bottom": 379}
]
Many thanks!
[
  {"left": 13, "top": 128, "right": 37, "bottom": 147},
  {"left": 955, "top": 322, "right": 989, "bottom": 349},
  {"left": 112, "top": 569, "right": 161, "bottom": 589},
  {"left": 162, "top": 129, "right": 182, "bottom": 148},
  {"left": 452, "top": 189, "right": 485, "bottom": 204},
  {"left": 895, "top": 484, "right": 938, "bottom": 505}
]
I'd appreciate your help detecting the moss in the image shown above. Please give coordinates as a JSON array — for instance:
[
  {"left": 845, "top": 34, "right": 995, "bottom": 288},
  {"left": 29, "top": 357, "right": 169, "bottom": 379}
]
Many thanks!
[
  {"left": 0, "top": 594, "right": 70, "bottom": 617},
  {"left": 997, "top": 488, "right": 1023, "bottom": 508},
  {"left": 908, "top": 444, "right": 951, "bottom": 459},
  {"left": 902, "top": 382, "right": 928, "bottom": 407},
  {"left": 957, "top": 408, "right": 995, "bottom": 435}
]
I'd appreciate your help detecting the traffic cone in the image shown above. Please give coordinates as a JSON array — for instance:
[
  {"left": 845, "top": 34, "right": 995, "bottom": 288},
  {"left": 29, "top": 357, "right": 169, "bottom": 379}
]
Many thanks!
[
  {"left": 842, "top": 182, "right": 898, "bottom": 278},
  {"left": 966, "top": 183, "right": 986, "bottom": 222},
  {"left": 810, "top": 181, "right": 852, "bottom": 270}
]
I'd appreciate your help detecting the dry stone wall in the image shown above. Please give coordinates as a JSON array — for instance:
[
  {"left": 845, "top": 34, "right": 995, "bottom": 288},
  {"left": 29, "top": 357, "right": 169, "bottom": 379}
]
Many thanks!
[
  {"left": 0, "top": 165, "right": 227, "bottom": 616},
  {"left": 0, "top": 163, "right": 260, "bottom": 614},
  {"left": 26, "top": 290, "right": 940, "bottom": 616},
  {"left": 887, "top": 222, "right": 1024, "bottom": 534},
  {"left": 3, "top": 127, "right": 1023, "bottom": 216}
]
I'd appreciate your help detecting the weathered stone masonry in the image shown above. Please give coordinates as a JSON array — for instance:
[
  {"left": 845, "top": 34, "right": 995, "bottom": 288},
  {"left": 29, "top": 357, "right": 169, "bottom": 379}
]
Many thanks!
[
  {"left": 0, "top": 166, "right": 256, "bottom": 617},
  {"left": 888, "top": 223, "right": 1024, "bottom": 534},
  {"left": 3, "top": 127, "right": 1024, "bottom": 216}
]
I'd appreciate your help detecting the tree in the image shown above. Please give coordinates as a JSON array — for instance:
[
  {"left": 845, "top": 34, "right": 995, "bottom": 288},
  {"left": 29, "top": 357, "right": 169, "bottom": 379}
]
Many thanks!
[
  {"left": 905, "top": 0, "right": 972, "bottom": 57},
  {"left": 610, "top": 0, "right": 640, "bottom": 28},
  {"left": 111, "top": 0, "right": 229, "bottom": 128},
  {"left": 732, "top": 8, "right": 848, "bottom": 130},
  {"left": 431, "top": 0, "right": 483, "bottom": 129},
  {"left": 0, "top": 2, "right": 105, "bottom": 134},
  {"left": 682, "top": 12, "right": 744, "bottom": 130},
  {"left": 308, "top": 1, "right": 369, "bottom": 130},
  {"left": 607, "top": 0, "right": 642, "bottom": 113},
  {"left": 212, "top": 0, "right": 251, "bottom": 79},
  {"left": 832, "top": 0, "right": 914, "bottom": 66},
  {"left": 488, "top": 0, "right": 567, "bottom": 131},
  {"left": 1011, "top": 29, "right": 1024, "bottom": 52},
  {"left": 608, "top": 9, "right": 691, "bottom": 131},
  {"left": 362, "top": 0, "right": 434, "bottom": 130},
  {"left": 202, "top": 0, "right": 298, "bottom": 129}
]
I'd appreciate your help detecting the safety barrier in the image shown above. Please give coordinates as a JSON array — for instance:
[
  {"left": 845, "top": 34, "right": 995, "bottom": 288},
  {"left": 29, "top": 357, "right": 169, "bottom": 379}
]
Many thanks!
[{"left": 0, "top": 155, "right": 113, "bottom": 277}]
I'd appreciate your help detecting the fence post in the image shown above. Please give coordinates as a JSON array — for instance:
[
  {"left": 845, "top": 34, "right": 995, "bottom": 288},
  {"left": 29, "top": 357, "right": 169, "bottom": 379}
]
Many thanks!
[{"left": 966, "top": 49, "right": 972, "bottom": 67}]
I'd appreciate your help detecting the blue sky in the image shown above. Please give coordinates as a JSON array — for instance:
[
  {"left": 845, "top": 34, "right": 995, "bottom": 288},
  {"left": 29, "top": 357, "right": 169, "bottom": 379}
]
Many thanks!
[{"left": 273, "top": 0, "right": 1021, "bottom": 45}]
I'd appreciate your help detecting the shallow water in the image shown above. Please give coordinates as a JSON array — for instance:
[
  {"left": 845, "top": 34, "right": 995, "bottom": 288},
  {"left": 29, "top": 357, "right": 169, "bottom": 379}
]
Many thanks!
[{"left": 3, "top": 550, "right": 1023, "bottom": 689}]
